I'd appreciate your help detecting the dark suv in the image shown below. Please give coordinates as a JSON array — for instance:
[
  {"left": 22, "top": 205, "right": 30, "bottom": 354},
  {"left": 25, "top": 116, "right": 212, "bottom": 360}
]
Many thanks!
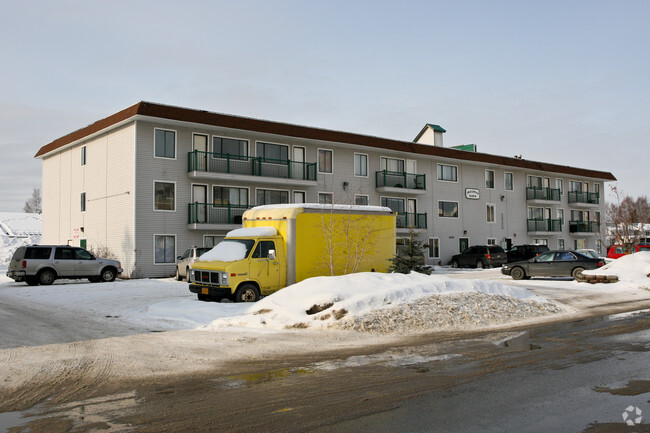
[
  {"left": 450, "top": 245, "right": 507, "bottom": 268},
  {"left": 507, "top": 244, "right": 550, "bottom": 263},
  {"left": 6, "top": 245, "right": 123, "bottom": 285}
]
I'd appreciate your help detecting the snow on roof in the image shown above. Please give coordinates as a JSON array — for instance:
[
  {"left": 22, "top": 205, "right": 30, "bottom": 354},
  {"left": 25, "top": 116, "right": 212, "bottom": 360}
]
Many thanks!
[{"left": 226, "top": 227, "right": 277, "bottom": 238}]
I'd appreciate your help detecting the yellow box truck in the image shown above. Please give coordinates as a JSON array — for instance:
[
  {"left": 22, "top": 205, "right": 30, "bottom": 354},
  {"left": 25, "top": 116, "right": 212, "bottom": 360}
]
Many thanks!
[{"left": 188, "top": 204, "right": 396, "bottom": 302}]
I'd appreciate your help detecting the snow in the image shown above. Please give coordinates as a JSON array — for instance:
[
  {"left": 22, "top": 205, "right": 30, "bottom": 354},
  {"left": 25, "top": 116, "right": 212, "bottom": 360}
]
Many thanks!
[
  {"left": 226, "top": 226, "right": 277, "bottom": 238},
  {"left": 251, "top": 203, "right": 392, "bottom": 213},
  {"left": 197, "top": 241, "right": 248, "bottom": 262},
  {"left": 0, "top": 212, "right": 41, "bottom": 264},
  {"left": 583, "top": 251, "right": 650, "bottom": 284}
]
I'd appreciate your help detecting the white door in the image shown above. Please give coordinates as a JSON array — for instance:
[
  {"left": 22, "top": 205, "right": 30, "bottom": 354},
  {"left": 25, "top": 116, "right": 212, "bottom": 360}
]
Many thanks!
[
  {"left": 193, "top": 134, "right": 208, "bottom": 171},
  {"left": 293, "top": 146, "right": 305, "bottom": 179},
  {"left": 192, "top": 185, "right": 207, "bottom": 223}
]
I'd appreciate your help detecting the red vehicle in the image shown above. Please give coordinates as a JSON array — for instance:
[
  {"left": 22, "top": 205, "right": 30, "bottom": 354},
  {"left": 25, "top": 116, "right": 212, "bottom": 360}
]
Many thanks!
[{"left": 606, "top": 244, "right": 650, "bottom": 259}]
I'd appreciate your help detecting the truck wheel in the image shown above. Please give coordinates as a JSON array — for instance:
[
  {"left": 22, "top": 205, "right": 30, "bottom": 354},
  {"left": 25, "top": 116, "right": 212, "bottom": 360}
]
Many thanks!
[
  {"left": 511, "top": 267, "right": 526, "bottom": 280},
  {"left": 235, "top": 284, "right": 260, "bottom": 302},
  {"left": 25, "top": 276, "right": 39, "bottom": 286},
  {"left": 38, "top": 269, "right": 56, "bottom": 286},
  {"left": 100, "top": 268, "right": 116, "bottom": 282}
]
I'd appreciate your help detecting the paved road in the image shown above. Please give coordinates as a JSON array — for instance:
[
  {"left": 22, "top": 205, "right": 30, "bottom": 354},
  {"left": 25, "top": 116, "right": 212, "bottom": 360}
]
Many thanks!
[{"left": 4, "top": 309, "right": 649, "bottom": 433}]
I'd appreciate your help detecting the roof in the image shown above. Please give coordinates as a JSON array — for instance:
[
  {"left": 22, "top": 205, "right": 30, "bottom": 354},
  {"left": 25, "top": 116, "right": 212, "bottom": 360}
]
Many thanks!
[{"left": 34, "top": 101, "right": 617, "bottom": 181}]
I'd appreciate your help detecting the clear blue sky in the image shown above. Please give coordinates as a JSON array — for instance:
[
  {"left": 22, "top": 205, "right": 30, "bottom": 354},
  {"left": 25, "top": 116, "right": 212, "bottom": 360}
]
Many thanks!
[{"left": 1, "top": 0, "right": 648, "bottom": 212}]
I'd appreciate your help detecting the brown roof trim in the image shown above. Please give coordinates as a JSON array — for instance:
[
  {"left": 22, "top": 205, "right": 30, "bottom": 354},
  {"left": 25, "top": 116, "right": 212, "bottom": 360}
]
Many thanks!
[{"left": 35, "top": 101, "right": 617, "bottom": 181}]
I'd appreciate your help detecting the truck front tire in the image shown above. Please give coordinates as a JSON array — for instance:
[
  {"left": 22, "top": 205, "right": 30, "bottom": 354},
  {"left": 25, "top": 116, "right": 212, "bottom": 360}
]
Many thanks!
[{"left": 235, "top": 284, "right": 260, "bottom": 302}]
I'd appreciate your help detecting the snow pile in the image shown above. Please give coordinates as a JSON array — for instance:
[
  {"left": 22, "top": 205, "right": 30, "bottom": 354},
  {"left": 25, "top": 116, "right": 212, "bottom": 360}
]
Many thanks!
[
  {"left": 204, "top": 272, "right": 563, "bottom": 334},
  {"left": 583, "top": 251, "right": 650, "bottom": 284},
  {"left": 0, "top": 212, "right": 42, "bottom": 265}
]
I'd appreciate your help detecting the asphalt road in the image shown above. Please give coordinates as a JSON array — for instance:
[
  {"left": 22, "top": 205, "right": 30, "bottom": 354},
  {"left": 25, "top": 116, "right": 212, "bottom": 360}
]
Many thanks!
[{"left": 3, "top": 309, "right": 649, "bottom": 433}]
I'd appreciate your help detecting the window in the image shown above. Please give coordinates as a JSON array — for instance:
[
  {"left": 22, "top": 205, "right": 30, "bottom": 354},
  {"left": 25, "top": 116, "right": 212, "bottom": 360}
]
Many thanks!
[
  {"left": 355, "top": 194, "right": 369, "bottom": 206},
  {"left": 318, "top": 149, "right": 333, "bottom": 174},
  {"left": 154, "top": 235, "right": 176, "bottom": 264},
  {"left": 487, "top": 238, "right": 497, "bottom": 245},
  {"left": 558, "top": 238, "right": 565, "bottom": 250},
  {"left": 528, "top": 207, "right": 543, "bottom": 220},
  {"left": 54, "top": 247, "right": 75, "bottom": 260},
  {"left": 485, "top": 170, "right": 495, "bottom": 189},
  {"left": 486, "top": 203, "right": 495, "bottom": 223},
  {"left": 213, "top": 186, "right": 248, "bottom": 206},
  {"left": 318, "top": 192, "right": 333, "bottom": 204},
  {"left": 556, "top": 179, "right": 563, "bottom": 194},
  {"left": 204, "top": 235, "right": 223, "bottom": 248},
  {"left": 438, "top": 201, "right": 459, "bottom": 218},
  {"left": 154, "top": 181, "right": 175, "bottom": 211},
  {"left": 505, "top": 172, "right": 513, "bottom": 191},
  {"left": 381, "top": 197, "right": 405, "bottom": 213},
  {"left": 528, "top": 175, "right": 542, "bottom": 189},
  {"left": 437, "top": 164, "right": 458, "bottom": 182},
  {"left": 569, "top": 181, "right": 582, "bottom": 192},
  {"left": 257, "top": 189, "right": 289, "bottom": 205},
  {"left": 354, "top": 153, "right": 368, "bottom": 177},
  {"left": 293, "top": 191, "right": 305, "bottom": 203},
  {"left": 81, "top": 146, "right": 86, "bottom": 166},
  {"left": 154, "top": 129, "right": 176, "bottom": 159},
  {"left": 574, "top": 239, "right": 586, "bottom": 249},
  {"left": 81, "top": 192, "right": 86, "bottom": 212},
  {"left": 533, "top": 238, "right": 548, "bottom": 246},
  {"left": 252, "top": 240, "right": 276, "bottom": 259},
  {"left": 380, "top": 157, "right": 404, "bottom": 173},
  {"left": 428, "top": 238, "right": 440, "bottom": 259},
  {"left": 257, "top": 142, "right": 288, "bottom": 162},
  {"left": 213, "top": 136, "right": 247, "bottom": 159}
]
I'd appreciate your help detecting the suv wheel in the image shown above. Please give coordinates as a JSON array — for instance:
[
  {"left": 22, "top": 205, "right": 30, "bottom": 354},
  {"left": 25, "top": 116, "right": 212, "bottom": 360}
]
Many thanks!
[
  {"left": 476, "top": 260, "right": 485, "bottom": 269},
  {"left": 450, "top": 260, "right": 459, "bottom": 268},
  {"left": 38, "top": 269, "right": 56, "bottom": 286},
  {"left": 100, "top": 268, "right": 116, "bottom": 283}
]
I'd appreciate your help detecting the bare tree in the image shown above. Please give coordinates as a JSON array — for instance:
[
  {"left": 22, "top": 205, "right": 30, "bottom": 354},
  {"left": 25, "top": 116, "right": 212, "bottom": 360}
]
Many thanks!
[
  {"left": 607, "top": 185, "right": 650, "bottom": 253},
  {"left": 23, "top": 188, "right": 42, "bottom": 214}
]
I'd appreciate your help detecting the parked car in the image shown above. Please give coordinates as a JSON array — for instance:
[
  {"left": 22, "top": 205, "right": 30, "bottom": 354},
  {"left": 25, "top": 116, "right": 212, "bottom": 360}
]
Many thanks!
[
  {"left": 501, "top": 250, "right": 605, "bottom": 280},
  {"left": 577, "top": 248, "right": 612, "bottom": 263},
  {"left": 6, "top": 245, "right": 123, "bottom": 285},
  {"left": 606, "top": 244, "right": 650, "bottom": 259},
  {"left": 507, "top": 244, "right": 550, "bottom": 263},
  {"left": 450, "top": 245, "right": 507, "bottom": 269},
  {"left": 176, "top": 246, "right": 211, "bottom": 281}
]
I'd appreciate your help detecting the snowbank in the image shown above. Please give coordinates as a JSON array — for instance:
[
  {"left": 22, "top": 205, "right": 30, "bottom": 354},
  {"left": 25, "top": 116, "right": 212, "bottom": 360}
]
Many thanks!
[
  {"left": 204, "top": 272, "right": 562, "bottom": 333},
  {"left": 583, "top": 251, "right": 650, "bottom": 284},
  {"left": 0, "top": 212, "right": 42, "bottom": 264}
]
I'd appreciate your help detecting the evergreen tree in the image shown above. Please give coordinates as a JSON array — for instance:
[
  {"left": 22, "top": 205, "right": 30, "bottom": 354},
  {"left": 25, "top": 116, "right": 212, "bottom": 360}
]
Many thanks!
[{"left": 388, "top": 228, "right": 432, "bottom": 274}]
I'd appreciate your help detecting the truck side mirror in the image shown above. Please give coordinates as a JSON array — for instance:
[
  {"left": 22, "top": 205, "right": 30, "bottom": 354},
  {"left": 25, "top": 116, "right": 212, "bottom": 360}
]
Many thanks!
[{"left": 268, "top": 250, "right": 276, "bottom": 260}]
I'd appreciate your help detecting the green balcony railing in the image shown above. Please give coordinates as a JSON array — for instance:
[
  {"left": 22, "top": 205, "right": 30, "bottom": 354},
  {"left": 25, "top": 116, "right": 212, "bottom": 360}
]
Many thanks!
[
  {"left": 569, "top": 220, "right": 597, "bottom": 233},
  {"left": 568, "top": 191, "right": 599, "bottom": 205},
  {"left": 376, "top": 170, "right": 426, "bottom": 190},
  {"left": 527, "top": 218, "right": 563, "bottom": 232},
  {"left": 188, "top": 151, "right": 317, "bottom": 181},
  {"left": 188, "top": 203, "right": 252, "bottom": 225},
  {"left": 526, "top": 187, "right": 561, "bottom": 201},
  {"left": 396, "top": 212, "right": 428, "bottom": 229}
]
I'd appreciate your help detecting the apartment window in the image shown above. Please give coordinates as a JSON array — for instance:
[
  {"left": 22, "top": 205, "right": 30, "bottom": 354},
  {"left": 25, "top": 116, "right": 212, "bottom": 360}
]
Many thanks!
[
  {"left": 533, "top": 238, "right": 548, "bottom": 246},
  {"left": 204, "top": 235, "right": 223, "bottom": 248},
  {"left": 437, "top": 164, "right": 458, "bottom": 182},
  {"left": 213, "top": 186, "right": 248, "bottom": 206},
  {"left": 213, "top": 136, "right": 248, "bottom": 159},
  {"left": 380, "top": 157, "right": 404, "bottom": 173},
  {"left": 487, "top": 238, "right": 497, "bottom": 245},
  {"left": 428, "top": 238, "right": 440, "bottom": 259},
  {"left": 257, "top": 189, "right": 289, "bottom": 205},
  {"left": 318, "top": 192, "right": 333, "bottom": 204},
  {"left": 505, "top": 172, "right": 513, "bottom": 191},
  {"left": 528, "top": 207, "right": 543, "bottom": 220},
  {"left": 293, "top": 191, "right": 306, "bottom": 203},
  {"left": 154, "top": 129, "right": 176, "bottom": 159},
  {"left": 381, "top": 197, "right": 405, "bottom": 213},
  {"left": 569, "top": 181, "right": 582, "bottom": 192},
  {"left": 154, "top": 181, "right": 175, "bottom": 211},
  {"left": 81, "top": 192, "right": 86, "bottom": 212},
  {"left": 574, "top": 239, "right": 586, "bottom": 249},
  {"left": 354, "top": 153, "right": 368, "bottom": 177},
  {"left": 558, "top": 238, "right": 565, "bottom": 250},
  {"left": 486, "top": 203, "right": 496, "bottom": 223},
  {"left": 528, "top": 175, "right": 542, "bottom": 189},
  {"left": 438, "top": 201, "right": 459, "bottom": 218},
  {"left": 355, "top": 194, "right": 369, "bottom": 206},
  {"left": 81, "top": 146, "right": 86, "bottom": 166},
  {"left": 485, "top": 170, "right": 495, "bottom": 189},
  {"left": 318, "top": 149, "right": 333, "bottom": 174},
  {"left": 154, "top": 235, "right": 176, "bottom": 264},
  {"left": 257, "top": 142, "right": 288, "bottom": 162},
  {"left": 571, "top": 209, "right": 585, "bottom": 221}
]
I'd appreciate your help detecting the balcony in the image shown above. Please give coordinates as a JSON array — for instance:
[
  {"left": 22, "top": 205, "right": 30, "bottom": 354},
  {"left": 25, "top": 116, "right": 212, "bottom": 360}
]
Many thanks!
[
  {"left": 396, "top": 212, "right": 427, "bottom": 231},
  {"left": 375, "top": 170, "right": 427, "bottom": 195},
  {"left": 569, "top": 220, "right": 598, "bottom": 234},
  {"left": 187, "top": 203, "right": 252, "bottom": 230},
  {"left": 187, "top": 151, "right": 317, "bottom": 186},
  {"left": 526, "top": 187, "right": 561, "bottom": 202},
  {"left": 568, "top": 191, "right": 600, "bottom": 206},
  {"left": 527, "top": 218, "right": 563, "bottom": 233}
]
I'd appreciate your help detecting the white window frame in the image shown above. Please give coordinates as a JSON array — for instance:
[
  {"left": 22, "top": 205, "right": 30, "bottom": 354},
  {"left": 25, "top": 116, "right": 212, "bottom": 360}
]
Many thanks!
[
  {"left": 354, "top": 153, "right": 368, "bottom": 177},
  {"left": 153, "top": 234, "right": 176, "bottom": 265},
  {"left": 318, "top": 148, "right": 333, "bottom": 174},
  {"left": 487, "top": 238, "right": 497, "bottom": 245},
  {"left": 354, "top": 194, "right": 369, "bottom": 206},
  {"left": 153, "top": 128, "right": 177, "bottom": 160},
  {"left": 428, "top": 237, "right": 440, "bottom": 259},
  {"left": 153, "top": 180, "right": 176, "bottom": 212},
  {"left": 437, "top": 164, "right": 458, "bottom": 182},
  {"left": 504, "top": 172, "right": 513, "bottom": 191},
  {"left": 486, "top": 203, "right": 496, "bottom": 223},
  {"left": 485, "top": 170, "right": 495, "bottom": 189},
  {"left": 438, "top": 200, "right": 459, "bottom": 218}
]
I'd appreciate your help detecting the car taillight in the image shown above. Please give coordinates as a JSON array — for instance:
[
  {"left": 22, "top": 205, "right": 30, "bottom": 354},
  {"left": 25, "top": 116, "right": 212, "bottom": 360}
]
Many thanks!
[
  {"left": 21, "top": 260, "right": 26, "bottom": 269},
  {"left": 486, "top": 254, "right": 492, "bottom": 259},
  {"left": 598, "top": 261, "right": 605, "bottom": 267}
]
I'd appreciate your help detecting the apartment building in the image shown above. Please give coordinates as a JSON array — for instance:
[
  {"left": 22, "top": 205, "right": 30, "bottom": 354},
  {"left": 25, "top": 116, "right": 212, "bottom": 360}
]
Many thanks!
[{"left": 35, "top": 101, "right": 616, "bottom": 277}]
